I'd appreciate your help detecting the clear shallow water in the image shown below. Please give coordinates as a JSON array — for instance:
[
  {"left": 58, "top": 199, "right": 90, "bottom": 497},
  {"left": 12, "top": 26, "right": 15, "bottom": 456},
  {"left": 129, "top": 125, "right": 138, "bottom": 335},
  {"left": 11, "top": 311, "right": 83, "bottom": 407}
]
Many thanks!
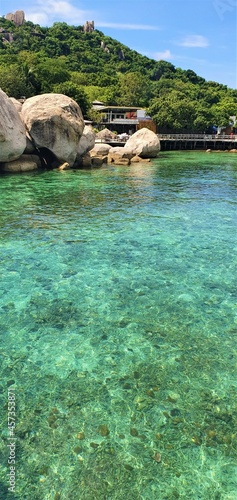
[{"left": 0, "top": 151, "right": 237, "bottom": 499}]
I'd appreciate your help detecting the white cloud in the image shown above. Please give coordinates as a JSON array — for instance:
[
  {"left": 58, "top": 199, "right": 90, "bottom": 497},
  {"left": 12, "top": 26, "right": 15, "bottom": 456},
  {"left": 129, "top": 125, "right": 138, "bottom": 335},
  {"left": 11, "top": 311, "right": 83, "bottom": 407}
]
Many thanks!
[
  {"left": 155, "top": 49, "right": 173, "bottom": 60},
  {"left": 25, "top": 0, "right": 159, "bottom": 31},
  {"left": 25, "top": 12, "right": 49, "bottom": 25},
  {"left": 96, "top": 22, "right": 160, "bottom": 31},
  {"left": 25, "top": 0, "right": 93, "bottom": 25},
  {"left": 177, "top": 35, "right": 209, "bottom": 48},
  {"left": 24, "top": 0, "right": 160, "bottom": 30}
]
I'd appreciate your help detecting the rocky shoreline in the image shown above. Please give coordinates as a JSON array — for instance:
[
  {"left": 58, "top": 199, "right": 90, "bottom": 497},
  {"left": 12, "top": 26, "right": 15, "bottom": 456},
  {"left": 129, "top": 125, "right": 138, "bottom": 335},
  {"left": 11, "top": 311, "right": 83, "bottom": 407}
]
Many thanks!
[{"left": 0, "top": 89, "right": 160, "bottom": 173}]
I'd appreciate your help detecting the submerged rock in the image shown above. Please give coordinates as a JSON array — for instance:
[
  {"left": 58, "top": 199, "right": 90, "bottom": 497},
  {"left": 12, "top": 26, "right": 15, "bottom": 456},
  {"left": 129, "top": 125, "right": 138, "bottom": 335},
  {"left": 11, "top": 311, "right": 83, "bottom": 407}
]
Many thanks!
[{"left": 97, "top": 424, "right": 110, "bottom": 436}]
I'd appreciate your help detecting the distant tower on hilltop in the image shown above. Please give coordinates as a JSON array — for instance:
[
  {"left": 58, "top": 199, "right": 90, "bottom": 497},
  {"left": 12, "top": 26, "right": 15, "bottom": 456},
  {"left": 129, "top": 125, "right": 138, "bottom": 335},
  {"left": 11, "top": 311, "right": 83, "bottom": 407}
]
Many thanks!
[
  {"left": 83, "top": 21, "right": 94, "bottom": 32},
  {"left": 6, "top": 10, "right": 25, "bottom": 26}
]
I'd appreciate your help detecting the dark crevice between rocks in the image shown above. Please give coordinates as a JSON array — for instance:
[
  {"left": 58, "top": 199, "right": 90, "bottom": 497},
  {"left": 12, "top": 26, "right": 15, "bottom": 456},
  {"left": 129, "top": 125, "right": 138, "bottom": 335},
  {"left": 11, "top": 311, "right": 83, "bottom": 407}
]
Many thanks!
[{"left": 37, "top": 147, "right": 59, "bottom": 169}]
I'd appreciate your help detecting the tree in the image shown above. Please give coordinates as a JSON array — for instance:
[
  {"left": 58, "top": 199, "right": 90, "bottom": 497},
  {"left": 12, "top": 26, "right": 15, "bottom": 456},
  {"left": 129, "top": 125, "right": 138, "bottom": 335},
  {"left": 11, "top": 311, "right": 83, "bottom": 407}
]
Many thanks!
[
  {"left": 0, "top": 63, "right": 33, "bottom": 98},
  {"left": 0, "top": 16, "right": 236, "bottom": 133},
  {"left": 212, "top": 97, "right": 237, "bottom": 127},
  {"left": 149, "top": 92, "right": 196, "bottom": 132},
  {"left": 34, "top": 57, "right": 70, "bottom": 93},
  {"left": 151, "top": 60, "right": 176, "bottom": 81},
  {"left": 83, "top": 85, "right": 118, "bottom": 106},
  {"left": 117, "top": 72, "right": 151, "bottom": 107}
]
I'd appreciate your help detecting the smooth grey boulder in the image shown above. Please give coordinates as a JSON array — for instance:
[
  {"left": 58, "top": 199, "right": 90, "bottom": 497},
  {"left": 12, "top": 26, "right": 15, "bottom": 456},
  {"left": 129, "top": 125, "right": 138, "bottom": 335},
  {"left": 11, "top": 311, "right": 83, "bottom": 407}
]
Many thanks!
[
  {"left": 0, "top": 88, "right": 26, "bottom": 162},
  {"left": 124, "top": 128, "right": 160, "bottom": 158}
]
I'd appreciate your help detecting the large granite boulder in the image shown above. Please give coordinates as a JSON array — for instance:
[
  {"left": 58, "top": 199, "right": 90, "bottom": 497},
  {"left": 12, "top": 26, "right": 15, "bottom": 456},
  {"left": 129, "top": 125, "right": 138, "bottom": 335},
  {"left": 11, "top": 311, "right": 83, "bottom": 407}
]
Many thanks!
[
  {"left": 124, "top": 128, "right": 160, "bottom": 158},
  {"left": 21, "top": 94, "right": 84, "bottom": 167},
  {"left": 0, "top": 88, "right": 26, "bottom": 163}
]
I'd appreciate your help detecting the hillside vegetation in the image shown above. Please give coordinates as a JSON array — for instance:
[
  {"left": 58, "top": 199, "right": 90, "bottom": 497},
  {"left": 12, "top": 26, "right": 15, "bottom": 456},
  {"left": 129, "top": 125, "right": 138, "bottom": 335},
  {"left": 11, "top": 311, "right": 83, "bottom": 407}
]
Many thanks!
[{"left": 0, "top": 17, "right": 236, "bottom": 132}]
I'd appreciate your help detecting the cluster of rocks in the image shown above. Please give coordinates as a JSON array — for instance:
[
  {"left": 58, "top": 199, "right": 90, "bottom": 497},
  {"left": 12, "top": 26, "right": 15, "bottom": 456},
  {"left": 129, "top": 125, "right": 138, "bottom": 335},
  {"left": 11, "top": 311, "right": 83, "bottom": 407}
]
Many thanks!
[
  {"left": 0, "top": 88, "right": 160, "bottom": 173},
  {"left": 101, "top": 41, "right": 110, "bottom": 54},
  {"left": 90, "top": 127, "right": 160, "bottom": 167},
  {"left": 5, "top": 10, "right": 25, "bottom": 26},
  {"left": 83, "top": 21, "right": 94, "bottom": 33}
]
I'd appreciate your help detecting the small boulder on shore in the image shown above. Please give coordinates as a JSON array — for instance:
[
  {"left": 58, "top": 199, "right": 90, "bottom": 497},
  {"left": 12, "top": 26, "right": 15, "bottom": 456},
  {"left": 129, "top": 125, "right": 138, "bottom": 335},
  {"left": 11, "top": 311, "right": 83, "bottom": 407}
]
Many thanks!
[
  {"left": 108, "top": 146, "right": 134, "bottom": 165},
  {"left": 0, "top": 154, "right": 41, "bottom": 172},
  {"left": 90, "top": 143, "right": 111, "bottom": 157},
  {"left": 124, "top": 128, "right": 160, "bottom": 158}
]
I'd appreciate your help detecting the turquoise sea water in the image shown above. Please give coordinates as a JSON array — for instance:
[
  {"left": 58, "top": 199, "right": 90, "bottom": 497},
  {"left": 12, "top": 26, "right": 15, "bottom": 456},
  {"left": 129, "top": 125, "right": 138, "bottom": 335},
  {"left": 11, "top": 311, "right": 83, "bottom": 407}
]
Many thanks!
[{"left": 0, "top": 151, "right": 237, "bottom": 499}]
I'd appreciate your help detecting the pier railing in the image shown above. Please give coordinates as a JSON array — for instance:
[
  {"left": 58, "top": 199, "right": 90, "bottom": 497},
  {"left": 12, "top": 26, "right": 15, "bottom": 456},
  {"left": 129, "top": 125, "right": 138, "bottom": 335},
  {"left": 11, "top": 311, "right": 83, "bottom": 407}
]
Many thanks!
[{"left": 157, "top": 134, "right": 237, "bottom": 141}]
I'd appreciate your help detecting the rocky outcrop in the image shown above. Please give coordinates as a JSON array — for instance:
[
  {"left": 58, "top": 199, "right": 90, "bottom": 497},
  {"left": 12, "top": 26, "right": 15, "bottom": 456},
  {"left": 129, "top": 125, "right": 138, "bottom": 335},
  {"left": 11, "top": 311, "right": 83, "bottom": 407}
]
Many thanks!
[
  {"left": 0, "top": 154, "right": 41, "bottom": 173},
  {"left": 83, "top": 21, "right": 94, "bottom": 32},
  {"left": 101, "top": 41, "right": 110, "bottom": 53},
  {"left": 88, "top": 130, "right": 160, "bottom": 166},
  {"left": 21, "top": 94, "right": 84, "bottom": 167},
  {"left": 0, "top": 88, "right": 26, "bottom": 163},
  {"left": 0, "top": 29, "right": 14, "bottom": 44},
  {"left": 124, "top": 128, "right": 160, "bottom": 158},
  {"left": 6, "top": 10, "right": 25, "bottom": 26},
  {"left": 118, "top": 49, "right": 125, "bottom": 61},
  {"left": 0, "top": 88, "right": 160, "bottom": 173}
]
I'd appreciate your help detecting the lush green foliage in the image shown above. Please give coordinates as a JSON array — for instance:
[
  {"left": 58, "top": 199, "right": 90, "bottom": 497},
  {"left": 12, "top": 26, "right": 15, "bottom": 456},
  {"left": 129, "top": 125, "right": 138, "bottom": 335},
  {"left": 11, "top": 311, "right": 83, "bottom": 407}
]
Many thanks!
[{"left": 0, "top": 17, "right": 236, "bottom": 130}]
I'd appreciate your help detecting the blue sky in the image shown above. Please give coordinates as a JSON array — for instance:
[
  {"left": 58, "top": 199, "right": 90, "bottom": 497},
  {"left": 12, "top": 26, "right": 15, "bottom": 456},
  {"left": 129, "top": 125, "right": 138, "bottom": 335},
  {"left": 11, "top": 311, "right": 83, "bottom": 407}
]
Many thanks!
[{"left": 1, "top": 0, "right": 237, "bottom": 88}]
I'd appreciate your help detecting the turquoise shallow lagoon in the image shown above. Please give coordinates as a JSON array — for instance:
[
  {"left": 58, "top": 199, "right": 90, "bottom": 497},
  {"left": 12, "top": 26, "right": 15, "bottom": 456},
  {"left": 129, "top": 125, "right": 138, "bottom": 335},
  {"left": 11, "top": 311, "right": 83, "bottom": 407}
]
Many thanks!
[{"left": 0, "top": 151, "right": 237, "bottom": 499}]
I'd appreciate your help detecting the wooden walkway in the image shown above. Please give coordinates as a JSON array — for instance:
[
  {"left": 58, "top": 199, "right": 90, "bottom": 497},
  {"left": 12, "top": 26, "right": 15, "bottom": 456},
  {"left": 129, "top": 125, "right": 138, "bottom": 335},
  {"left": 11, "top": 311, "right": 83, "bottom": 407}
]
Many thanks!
[
  {"left": 95, "top": 134, "right": 237, "bottom": 150},
  {"left": 157, "top": 134, "right": 237, "bottom": 150}
]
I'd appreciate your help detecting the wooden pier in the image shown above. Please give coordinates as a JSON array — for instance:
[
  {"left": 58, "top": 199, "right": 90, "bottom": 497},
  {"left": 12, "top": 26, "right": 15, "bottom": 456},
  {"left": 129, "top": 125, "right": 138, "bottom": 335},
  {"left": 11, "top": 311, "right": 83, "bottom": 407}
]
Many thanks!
[
  {"left": 157, "top": 134, "right": 237, "bottom": 151},
  {"left": 95, "top": 134, "right": 237, "bottom": 151}
]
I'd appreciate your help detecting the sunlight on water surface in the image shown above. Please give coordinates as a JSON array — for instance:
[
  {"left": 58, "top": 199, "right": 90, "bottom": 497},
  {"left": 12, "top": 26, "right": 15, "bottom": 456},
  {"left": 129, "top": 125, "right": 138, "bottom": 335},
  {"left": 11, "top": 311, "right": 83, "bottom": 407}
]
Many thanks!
[{"left": 0, "top": 151, "right": 237, "bottom": 499}]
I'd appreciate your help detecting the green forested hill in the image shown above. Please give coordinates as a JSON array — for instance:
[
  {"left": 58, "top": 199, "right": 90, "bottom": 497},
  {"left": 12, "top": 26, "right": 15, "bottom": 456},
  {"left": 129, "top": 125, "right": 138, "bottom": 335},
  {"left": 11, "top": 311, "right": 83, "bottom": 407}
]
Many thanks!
[{"left": 0, "top": 17, "right": 236, "bottom": 132}]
